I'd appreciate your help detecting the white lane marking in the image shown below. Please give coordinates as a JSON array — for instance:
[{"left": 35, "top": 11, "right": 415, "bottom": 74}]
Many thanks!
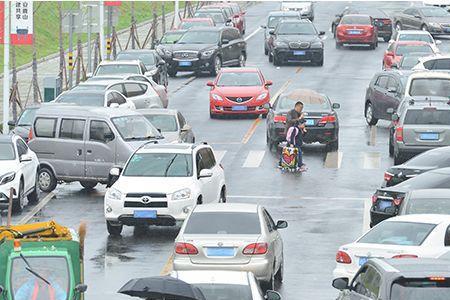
[
  {"left": 228, "top": 195, "right": 367, "bottom": 201},
  {"left": 324, "top": 151, "right": 343, "bottom": 169},
  {"left": 19, "top": 192, "right": 55, "bottom": 224},
  {"left": 362, "top": 152, "right": 381, "bottom": 169},
  {"left": 362, "top": 197, "right": 371, "bottom": 234},
  {"left": 242, "top": 150, "right": 266, "bottom": 168},
  {"left": 244, "top": 27, "right": 262, "bottom": 41},
  {"left": 214, "top": 150, "right": 227, "bottom": 163}
]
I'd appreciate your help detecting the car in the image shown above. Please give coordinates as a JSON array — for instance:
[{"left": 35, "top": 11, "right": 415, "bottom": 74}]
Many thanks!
[
  {"left": 177, "top": 18, "right": 215, "bottom": 30},
  {"left": 171, "top": 271, "right": 282, "bottom": 300},
  {"left": 333, "top": 214, "right": 450, "bottom": 281},
  {"left": 228, "top": 2, "right": 246, "bottom": 35},
  {"left": 393, "top": 6, "right": 450, "bottom": 34},
  {"left": 370, "top": 167, "right": 450, "bottom": 226},
  {"left": 172, "top": 203, "right": 287, "bottom": 290},
  {"left": 266, "top": 89, "right": 340, "bottom": 151},
  {"left": 116, "top": 49, "right": 169, "bottom": 87},
  {"left": 155, "top": 29, "right": 187, "bottom": 61},
  {"left": 207, "top": 67, "right": 272, "bottom": 118},
  {"left": 202, "top": 3, "right": 241, "bottom": 30},
  {"left": 390, "top": 30, "right": 441, "bottom": 52},
  {"left": 392, "top": 53, "right": 434, "bottom": 70},
  {"left": 364, "top": 70, "right": 410, "bottom": 126},
  {"left": 54, "top": 90, "right": 135, "bottom": 109},
  {"left": 413, "top": 55, "right": 450, "bottom": 71},
  {"left": 0, "top": 134, "right": 39, "bottom": 213},
  {"left": 383, "top": 41, "right": 436, "bottom": 70},
  {"left": 166, "top": 27, "right": 246, "bottom": 77},
  {"left": 267, "top": 19, "right": 325, "bottom": 66},
  {"left": 398, "top": 189, "right": 450, "bottom": 216},
  {"left": 28, "top": 105, "right": 164, "bottom": 192},
  {"left": 261, "top": 11, "right": 301, "bottom": 55},
  {"left": 9, "top": 105, "right": 42, "bottom": 142},
  {"left": 403, "top": 70, "right": 450, "bottom": 98},
  {"left": 92, "top": 60, "right": 153, "bottom": 78},
  {"left": 333, "top": 258, "right": 450, "bottom": 300},
  {"left": 383, "top": 146, "right": 450, "bottom": 187},
  {"left": 335, "top": 14, "right": 378, "bottom": 49},
  {"left": 138, "top": 108, "right": 195, "bottom": 143},
  {"left": 104, "top": 143, "right": 226, "bottom": 235},
  {"left": 280, "top": 1, "right": 314, "bottom": 21},
  {"left": 194, "top": 8, "right": 232, "bottom": 27}
]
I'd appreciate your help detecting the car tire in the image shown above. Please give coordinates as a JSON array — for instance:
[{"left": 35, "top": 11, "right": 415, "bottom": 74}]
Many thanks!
[
  {"left": 273, "top": 54, "right": 281, "bottom": 66},
  {"left": 168, "top": 69, "right": 177, "bottom": 78},
  {"left": 365, "top": 102, "right": 378, "bottom": 126},
  {"left": 238, "top": 53, "right": 246, "bottom": 67},
  {"left": 267, "top": 133, "right": 277, "bottom": 152},
  {"left": 395, "top": 22, "right": 402, "bottom": 31},
  {"left": 421, "top": 24, "right": 429, "bottom": 32},
  {"left": 106, "top": 221, "right": 123, "bottom": 236},
  {"left": 38, "top": 167, "right": 57, "bottom": 193},
  {"left": 197, "top": 196, "right": 203, "bottom": 205},
  {"left": 219, "top": 187, "right": 226, "bottom": 203},
  {"left": 12, "top": 180, "right": 25, "bottom": 213},
  {"left": 211, "top": 56, "right": 222, "bottom": 76},
  {"left": 275, "top": 258, "right": 284, "bottom": 283},
  {"left": 369, "top": 42, "right": 376, "bottom": 50},
  {"left": 268, "top": 52, "right": 273, "bottom": 63},
  {"left": 80, "top": 181, "right": 98, "bottom": 190},
  {"left": 27, "top": 172, "right": 39, "bottom": 204},
  {"left": 210, "top": 110, "right": 216, "bottom": 119},
  {"left": 383, "top": 36, "right": 391, "bottom": 42}
]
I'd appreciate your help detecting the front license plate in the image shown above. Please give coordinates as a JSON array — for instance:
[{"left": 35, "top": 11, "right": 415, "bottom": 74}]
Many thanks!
[
  {"left": 359, "top": 257, "right": 368, "bottom": 266},
  {"left": 377, "top": 200, "right": 392, "bottom": 211},
  {"left": 206, "top": 247, "right": 235, "bottom": 257},
  {"left": 232, "top": 105, "right": 247, "bottom": 111},
  {"left": 348, "top": 30, "right": 361, "bottom": 35},
  {"left": 134, "top": 210, "right": 157, "bottom": 219},
  {"left": 178, "top": 61, "right": 192, "bottom": 67},
  {"left": 420, "top": 133, "right": 439, "bottom": 140},
  {"left": 305, "top": 119, "right": 314, "bottom": 126},
  {"left": 293, "top": 50, "right": 306, "bottom": 56}
]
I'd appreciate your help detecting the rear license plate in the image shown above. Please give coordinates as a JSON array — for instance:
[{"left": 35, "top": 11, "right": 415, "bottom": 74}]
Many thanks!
[
  {"left": 377, "top": 200, "right": 392, "bottom": 211},
  {"left": 359, "top": 257, "right": 368, "bottom": 266},
  {"left": 206, "top": 247, "right": 235, "bottom": 257},
  {"left": 134, "top": 210, "right": 157, "bottom": 219},
  {"left": 178, "top": 61, "right": 192, "bottom": 67},
  {"left": 348, "top": 30, "right": 361, "bottom": 35},
  {"left": 293, "top": 50, "right": 306, "bottom": 56},
  {"left": 420, "top": 133, "right": 439, "bottom": 140},
  {"left": 232, "top": 106, "right": 247, "bottom": 111},
  {"left": 305, "top": 119, "right": 314, "bottom": 126}
]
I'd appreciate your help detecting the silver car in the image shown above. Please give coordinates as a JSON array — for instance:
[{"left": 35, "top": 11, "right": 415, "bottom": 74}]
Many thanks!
[
  {"left": 173, "top": 203, "right": 287, "bottom": 289},
  {"left": 54, "top": 89, "right": 135, "bottom": 109},
  {"left": 138, "top": 108, "right": 195, "bottom": 143}
]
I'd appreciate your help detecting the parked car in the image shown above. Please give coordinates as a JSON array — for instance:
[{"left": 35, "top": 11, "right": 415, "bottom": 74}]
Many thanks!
[
  {"left": 228, "top": 2, "right": 246, "bottom": 35},
  {"left": 261, "top": 11, "right": 301, "bottom": 55},
  {"left": 178, "top": 18, "right": 215, "bottom": 30},
  {"left": 194, "top": 9, "right": 232, "bottom": 27},
  {"left": 156, "top": 29, "right": 187, "bottom": 61},
  {"left": 28, "top": 106, "right": 163, "bottom": 192},
  {"left": 335, "top": 14, "right": 378, "bottom": 49},
  {"left": 413, "top": 55, "right": 450, "bottom": 71},
  {"left": 390, "top": 30, "right": 441, "bottom": 52},
  {"left": 393, "top": 6, "right": 450, "bottom": 34},
  {"left": 280, "top": 1, "right": 314, "bottom": 21},
  {"left": 383, "top": 41, "right": 436, "bottom": 69},
  {"left": 173, "top": 203, "right": 287, "bottom": 290},
  {"left": 333, "top": 258, "right": 450, "bottom": 300},
  {"left": 333, "top": 214, "right": 450, "bottom": 281},
  {"left": 403, "top": 70, "right": 450, "bottom": 98},
  {"left": 138, "top": 108, "right": 195, "bottom": 143},
  {"left": 393, "top": 53, "right": 433, "bottom": 70},
  {"left": 104, "top": 143, "right": 226, "bottom": 235},
  {"left": 166, "top": 27, "right": 246, "bottom": 77},
  {"left": 267, "top": 19, "right": 325, "bottom": 66},
  {"left": 370, "top": 167, "right": 450, "bottom": 226},
  {"left": 207, "top": 67, "right": 272, "bottom": 118},
  {"left": 266, "top": 89, "right": 340, "bottom": 151},
  {"left": 398, "top": 189, "right": 450, "bottom": 216},
  {"left": 92, "top": 60, "right": 152, "bottom": 78},
  {"left": 0, "top": 134, "right": 39, "bottom": 212},
  {"left": 202, "top": 3, "right": 240, "bottom": 30},
  {"left": 54, "top": 90, "right": 135, "bottom": 109}
]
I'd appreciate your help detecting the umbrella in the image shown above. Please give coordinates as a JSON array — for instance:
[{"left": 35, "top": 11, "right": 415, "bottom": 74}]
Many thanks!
[{"left": 118, "top": 276, "right": 206, "bottom": 300}]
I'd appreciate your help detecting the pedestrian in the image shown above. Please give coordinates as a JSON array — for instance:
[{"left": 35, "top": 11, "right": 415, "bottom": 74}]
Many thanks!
[{"left": 285, "top": 101, "right": 305, "bottom": 134}]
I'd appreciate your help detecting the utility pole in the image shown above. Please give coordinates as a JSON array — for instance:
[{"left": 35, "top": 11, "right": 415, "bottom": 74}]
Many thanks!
[
  {"left": 162, "top": 3, "right": 166, "bottom": 34},
  {"left": 99, "top": 1, "right": 105, "bottom": 61},
  {"left": 87, "top": 5, "right": 93, "bottom": 73},
  {"left": 3, "top": 1, "right": 10, "bottom": 134},
  {"left": 174, "top": 0, "right": 180, "bottom": 29},
  {"left": 131, "top": 2, "right": 135, "bottom": 49},
  {"left": 106, "top": 6, "right": 112, "bottom": 59},
  {"left": 58, "top": 3, "right": 64, "bottom": 91},
  {"left": 68, "top": 12, "right": 75, "bottom": 88}
]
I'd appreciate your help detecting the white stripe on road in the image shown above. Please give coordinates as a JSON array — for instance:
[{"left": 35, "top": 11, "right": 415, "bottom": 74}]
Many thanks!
[
  {"left": 242, "top": 150, "right": 266, "bottom": 168},
  {"left": 214, "top": 150, "right": 227, "bottom": 163},
  {"left": 362, "top": 152, "right": 381, "bottom": 169},
  {"left": 228, "top": 195, "right": 367, "bottom": 201},
  {"left": 324, "top": 151, "right": 343, "bottom": 169},
  {"left": 244, "top": 27, "right": 262, "bottom": 41},
  {"left": 362, "top": 198, "right": 371, "bottom": 234}
]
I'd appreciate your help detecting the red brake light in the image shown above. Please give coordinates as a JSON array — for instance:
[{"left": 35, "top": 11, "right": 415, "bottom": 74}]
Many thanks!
[
  {"left": 336, "top": 251, "right": 352, "bottom": 264},
  {"left": 429, "top": 276, "right": 446, "bottom": 281},
  {"left": 392, "top": 254, "right": 418, "bottom": 259},
  {"left": 175, "top": 242, "right": 198, "bottom": 255},
  {"left": 27, "top": 128, "right": 33, "bottom": 143},
  {"left": 393, "top": 197, "right": 404, "bottom": 206},
  {"left": 395, "top": 127, "right": 403, "bottom": 142},
  {"left": 371, "top": 195, "right": 378, "bottom": 204},
  {"left": 273, "top": 115, "right": 286, "bottom": 123},
  {"left": 384, "top": 172, "right": 393, "bottom": 182},
  {"left": 243, "top": 243, "right": 268, "bottom": 255},
  {"left": 319, "top": 115, "right": 336, "bottom": 125}
]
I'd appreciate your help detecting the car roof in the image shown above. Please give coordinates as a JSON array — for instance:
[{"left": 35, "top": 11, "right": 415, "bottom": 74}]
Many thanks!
[
  {"left": 193, "top": 203, "right": 259, "bottom": 213},
  {"left": 60, "top": 90, "right": 105, "bottom": 96},
  {"left": 342, "top": 13, "right": 371, "bottom": 18},
  {"left": 388, "top": 213, "right": 450, "bottom": 224},
  {"left": 409, "top": 189, "right": 450, "bottom": 199},
  {"left": 137, "top": 143, "right": 195, "bottom": 154},
  {"left": 278, "top": 19, "right": 311, "bottom": 24},
  {"left": 219, "top": 67, "right": 260, "bottom": 73},
  {"left": 394, "top": 40, "right": 431, "bottom": 46},
  {"left": 137, "top": 108, "right": 178, "bottom": 115},
  {"left": 187, "top": 26, "right": 223, "bottom": 32},
  {"left": 172, "top": 271, "right": 250, "bottom": 285},
  {"left": 397, "top": 30, "right": 431, "bottom": 35},
  {"left": 268, "top": 10, "right": 300, "bottom": 16},
  {"left": 408, "top": 70, "right": 450, "bottom": 79},
  {"left": 164, "top": 29, "right": 187, "bottom": 34},
  {"left": 373, "top": 258, "right": 450, "bottom": 276},
  {"left": 35, "top": 105, "right": 139, "bottom": 118},
  {"left": 76, "top": 80, "right": 122, "bottom": 87},
  {"left": 280, "top": 88, "right": 327, "bottom": 102},
  {"left": 181, "top": 18, "right": 213, "bottom": 22},
  {"left": 98, "top": 60, "right": 141, "bottom": 66}
]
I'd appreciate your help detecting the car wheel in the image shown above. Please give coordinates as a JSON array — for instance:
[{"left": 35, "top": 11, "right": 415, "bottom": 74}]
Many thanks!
[
  {"left": 395, "top": 22, "right": 402, "bottom": 31},
  {"left": 38, "top": 167, "right": 57, "bottom": 193},
  {"left": 383, "top": 36, "right": 391, "bottom": 42},
  {"left": 268, "top": 52, "right": 273, "bottom": 62},
  {"left": 168, "top": 69, "right": 177, "bottom": 78},
  {"left": 326, "top": 139, "right": 339, "bottom": 152},
  {"left": 332, "top": 25, "right": 336, "bottom": 38},
  {"left": 275, "top": 258, "right": 284, "bottom": 283},
  {"left": 365, "top": 102, "right": 378, "bottom": 126},
  {"left": 106, "top": 221, "right": 123, "bottom": 236},
  {"left": 211, "top": 56, "right": 222, "bottom": 76},
  {"left": 421, "top": 24, "right": 429, "bottom": 31},
  {"left": 219, "top": 187, "right": 226, "bottom": 203},
  {"left": 238, "top": 53, "right": 246, "bottom": 67},
  {"left": 80, "top": 181, "right": 98, "bottom": 190},
  {"left": 273, "top": 53, "right": 281, "bottom": 66},
  {"left": 210, "top": 110, "right": 216, "bottom": 119},
  {"left": 27, "top": 172, "right": 39, "bottom": 204},
  {"left": 12, "top": 180, "right": 25, "bottom": 213}
]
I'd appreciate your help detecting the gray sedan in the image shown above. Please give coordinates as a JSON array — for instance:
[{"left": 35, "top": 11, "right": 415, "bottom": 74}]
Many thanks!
[{"left": 393, "top": 6, "right": 450, "bottom": 34}]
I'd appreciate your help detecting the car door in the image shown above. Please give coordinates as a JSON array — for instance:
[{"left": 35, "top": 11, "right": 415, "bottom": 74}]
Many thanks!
[
  {"left": 229, "top": 28, "right": 244, "bottom": 63},
  {"left": 348, "top": 265, "right": 382, "bottom": 300},
  {"left": 384, "top": 76, "right": 402, "bottom": 118},
  {"left": 408, "top": 8, "right": 422, "bottom": 29},
  {"left": 401, "top": 8, "right": 414, "bottom": 29},
  {"left": 371, "top": 75, "right": 389, "bottom": 118},
  {"left": 220, "top": 29, "right": 234, "bottom": 65},
  {"left": 262, "top": 208, "right": 283, "bottom": 272},
  {"left": 15, "top": 138, "right": 34, "bottom": 192},
  {"left": 195, "top": 148, "right": 216, "bottom": 202}
]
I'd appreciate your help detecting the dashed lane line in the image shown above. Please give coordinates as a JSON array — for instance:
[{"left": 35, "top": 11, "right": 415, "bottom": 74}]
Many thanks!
[
  {"left": 241, "top": 118, "right": 262, "bottom": 144},
  {"left": 369, "top": 125, "right": 377, "bottom": 146},
  {"left": 324, "top": 151, "right": 343, "bottom": 169},
  {"left": 242, "top": 150, "right": 266, "bottom": 168},
  {"left": 244, "top": 26, "right": 262, "bottom": 41},
  {"left": 362, "top": 152, "right": 381, "bottom": 169}
]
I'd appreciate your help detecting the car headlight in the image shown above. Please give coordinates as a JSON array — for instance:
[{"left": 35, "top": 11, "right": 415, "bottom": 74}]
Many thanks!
[
  {"left": 429, "top": 22, "right": 442, "bottom": 28},
  {"left": 311, "top": 41, "right": 323, "bottom": 49},
  {"left": 256, "top": 92, "right": 268, "bottom": 101},
  {"left": 0, "top": 172, "right": 15, "bottom": 185},
  {"left": 211, "top": 93, "right": 223, "bottom": 101},
  {"left": 172, "top": 188, "right": 191, "bottom": 200},
  {"left": 106, "top": 188, "right": 122, "bottom": 201},
  {"left": 274, "top": 40, "right": 288, "bottom": 48},
  {"left": 202, "top": 49, "right": 215, "bottom": 57}
]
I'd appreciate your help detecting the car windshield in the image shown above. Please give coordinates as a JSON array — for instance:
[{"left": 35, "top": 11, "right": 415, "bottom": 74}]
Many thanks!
[
  {"left": 194, "top": 12, "right": 225, "bottom": 23},
  {"left": 184, "top": 212, "right": 261, "bottom": 234},
  {"left": 421, "top": 7, "right": 450, "bottom": 17},
  {"left": 116, "top": 52, "right": 156, "bottom": 66},
  {"left": 217, "top": 72, "right": 262, "bottom": 87},
  {"left": 180, "top": 21, "right": 212, "bottom": 29},
  {"left": 56, "top": 93, "right": 104, "bottom": 106},
  {"left": 71, "top": 84, "right": 107, "bottom": 92},
  {"left": 11, "top": 256, "right": 69, "bottom": 300},
  {"left": 404, "top": 108, "right": 450, "bottom": 125},
  {"left": 340, "top": 15, "right": 371, "bottom": 25},
  {"left": 409, "top": 78, "right": 450, "bottom": 97},
  {"left": 0, "top": 143, "right": 15, "bottom": 160},
  {"left": 276, "top": 93, "right": 331, "bottom": 111},
  {"left": 111, "top": 115, "right": 161, "bottom": 141},
  {"left": 398, "top": 34, "right": 433, "bottom": 43},
  {"left": 403, "top": 197, "right": 450, "bottom": 214},
  {"left": 396, "top": 45, "right": 433, "bottom": 56},
  {"left": 194, "top": 284, "right": 252, "bottom": 300},
  {"left": 268, "top": 15, "right": 299, "bottom": 28},
  {"left": 400, "top": 56, "right": 421, "bottom": 69},
  {"left": 391, "top": 278, "right": 450, "bottom": 299},
  {"left": 160, "top": 32, "right": 184, "bottom": 44},
  {"left": 144, "top": 114, "right": 178, "bottom": 132},
  {"left": 177, "top": 31, "right": 219, "bottom": 44},
  {"left": 17, "top": 108, "right": 37, "bottom": 126},
  {"left": 123, "top": 153, "right": 193, "bottom": 177},
  {"left": 358, "top": 221, "right": 436, "bottom": 246},
  {"left": 277, "top": 22, "right": 316, "bottom": 35},
  {"left": 95, "top": 64, "right": 140, "bottom": 75}
]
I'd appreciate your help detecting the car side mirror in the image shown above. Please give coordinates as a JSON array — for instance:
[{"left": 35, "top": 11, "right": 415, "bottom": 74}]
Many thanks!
[
  {"left": 386, "top": 108, "right": 395, "bottom": 114},
  {"left": 263, "top": 103, "right": 272, "bottom": 110},
  {"left": 181, "top": 124, "right": 191, "bottom": 132},
  {"left": 332, "top": 278, "right": 349, "bottom": 290},
  {"left": 158, "top": 60, "right": 166, "bottom": 66},
  {"left": 75, "top": 284, "right": 88, "bottom": 293},
  {"left": 276, "top": 220, "right": 288, "bottom": 229},
  {"left": 269, "top": 29, "right": 275, "bottom": 35},
  {"left": 20, "top": 154, "right": 32, "bottom": 162},
  {"left": 265, "top": 290, "right": 282, "bottom": 300},
  {"left": 221, "top": 39, "right": 230, "bottom": 45},
  {"left": 206, "top": 81, "right": 215, "bottom": 87},
  {"left": 8, "top": 120, "right": 15, "bottom": 127},
  {"left": 199, "top": 169, "right": 213, "bottom": 178},
  {"left": 110, "top": 167, "right": 121, "bottom": 177},
  {"left": 107, "top": 167, "right": 122, "bottom": 187},
  {"left": 104, "top": 132, "right": 115, "bottom": 142},
  {"left": 265, "top": 80, "right": 273, "bottom": 86},
  {"left": 261, "top": 25, "right": 267, "bottom": 29},
  {"left": 332, "top": 103, "right": 340, "bottom": 109},
  {"left": 319, "top": 31, "right": 326, "bottom": 36},
  {"left": 392, "top": 113, "right": 399, "bottom": 122}
]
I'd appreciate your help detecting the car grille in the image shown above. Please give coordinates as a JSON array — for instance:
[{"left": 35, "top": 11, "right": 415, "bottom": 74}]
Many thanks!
[
  {"left": 226, "top": 96, "right": 253, "bottom": 103},
  {"left": 124, "top": 201, "right": 168, "bottom": 208},
  {"left": 125, "top": 193, "right": 167, "bottom": 198},
  {"left": 173, "top": 51, "right": 198, "bottom": 59},
  {"left": 289, "top": 41, "right": 310, "bottom": 49}
]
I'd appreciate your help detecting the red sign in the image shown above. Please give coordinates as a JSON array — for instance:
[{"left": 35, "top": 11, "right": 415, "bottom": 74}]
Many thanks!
[
  {"left": 0, "top": 2, "right": 4, "bottom": 44},
  {"left": 11, "top": 1, "right": 33, "bottom": 45},
  {"left": 104, "top": 1, "right": 121, "bottom": 6}
]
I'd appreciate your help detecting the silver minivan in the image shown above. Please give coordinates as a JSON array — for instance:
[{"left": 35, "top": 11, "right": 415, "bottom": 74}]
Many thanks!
[{"left": 28, "top": 105, "right": 164, "bottom": 192}]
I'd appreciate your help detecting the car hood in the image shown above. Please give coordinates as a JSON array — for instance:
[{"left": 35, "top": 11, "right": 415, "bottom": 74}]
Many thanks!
[
  {"left": 0, "top": 161, "right": 18, "bottom": 175},
  {"left": 214, "top": 86, "right": 266, "bottom": 97},
  {"left": 171, "top": 43, "right": 217, "bottom": 52},
  {"left": 114, "top": 176, "right": 194, "bottom": 194},
  {"left": 275, "top": 34, "right": 320, "bottom": 43}
]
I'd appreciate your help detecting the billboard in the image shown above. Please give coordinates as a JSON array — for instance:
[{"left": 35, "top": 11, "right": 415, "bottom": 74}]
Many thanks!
[{"left": 11, "top": 1, "right": 33, "bottom": 45}]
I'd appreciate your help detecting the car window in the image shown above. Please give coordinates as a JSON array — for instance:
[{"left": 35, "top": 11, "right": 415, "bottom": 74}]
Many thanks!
[
  {"left": 404, "top": 8, "right": 414, "bottom": 15},
  {"left": 34, "top": 118, "right": 57, "bottom": 138},
  {"left": 276, "top": 22, "right": 317, "bottom": 35},
  {"left": 404, "top": 148, "right": 450, "bottom": 168},
  {"left": 59, "top": 119, "right": 85, "bottom": 140},
  {"left": 124, "top": 83, "right": 145, "bottom": 97},
  {"left": 267, "top": 15, "right": 300, "bottom": 28},
  {"left": 217, "top": 72, "right": 262, "bottom": 86},
  {"left": 111, "top": 115, "right": 160, "bottom": 140},
  {"left": 204, "top": 148, "right": 216, "bottom": 168},
  {"left": 109, "top": 83, "right": 124, "bottom": 94},
  {"left": 128, "top": 75, "right": 151, "bottom": 84},
  {"left": 177, "top": 30, "right": 220, "bottom": 44},
  {"left": 56, "top": 93, "right": 105, "bottom": 107},
  {"left": 160, "top": 32, "right": 184, "bottom": 44},
  {"left": 116, "top": 52, "right": 156, "bottom": 66},
  {"left": 17, "top": 108, "right": 37, "bottom": 126},
  {"left": 409, "top": 78, "right": 450, "bottom": 97},
  {"left": 193, "top": 284, "right": 252, "bottom": 300},
  {"left": 391, "top": 278, "right": 450, "bottom": 299},
  {"left": 421, "top": 7, "right": 450, "bottom": 17},
  {"left": 340, "top": 15, "right": 371, "bottom": 25},
  {"left": 184, "top": 212, "right": 261, "bottom": 234},
  {"left": 404, "top": 108, "right": 450, "bottom": 125},
  {"left": 144, "top": 114, "right": 178, "bottom": 132},
  {"left": 430, "top": 59, "right": 450, "bottom": 70},
  {"left": 89, "top": 120, "right": 114, "bottom": 143},
  {"left": 395, "top": 44, "right": 433, "bottom": 56},
  {"left": 16, "top": 140, "right": 27, "bottom": 156},
  {"left": 387, "top": 77, "right": 398, "bottom": 90},
  {"left": 276, "top": 92, "right": 331, "bottom": 110},
  {"left": 398, "top": 33, "right": 433, "bottom": 43},
  {"left": 95, "top": 64, "right": 140, "bottom": 75},
  {"left": 197, "top": 148, "right": 215, "bottom": 170},
  {"left": 196, "top": 151, "right": 206, "bottom": 175},
  {"left": 263, "top": 209, "right": 276, "bottom": 232},
  {"left": 112, "top": 92, "right": 127, "bottom": 105},
  {"left": 0, "top": 143, "right": 15, "bottom": 160},
  {"left": 375, "top": 76, "right": 389, "bottom": 89},
  {"left": 403, "top": 197, "right": 450, "bottom": 216}
]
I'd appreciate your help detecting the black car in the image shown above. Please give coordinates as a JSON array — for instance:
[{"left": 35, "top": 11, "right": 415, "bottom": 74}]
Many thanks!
[
  {"left": 266, "top": 89, "right": 340, "bottom": 151},
  {"left": 267, "top": 19, "right": 325, "bottom": 66},
  {"left": 364, "top": 70, "right": 410, "bottom": 125},
  {"left": 333, "top": 258, "right": 450, "bottom": 300},
  {"left": 116, "top": 49, "right": 168, "bottom": 87},
  {"left": 370, "top": 167, "right": 450, "bottom": 227},
  {"left": 398, "top": 188, "right": 450, "bottom": 216},
  {"left": 261, "top": 11, "right": 301, "bottom": 55},
  {"left": 383, "top": 146, "right": 450, "bottom": 187},
  {"left": 156, "top": 29, "right": 187, "bottom": 63},
  {"left": 166, "top": 27, "right": 246, "bottom": 77}
]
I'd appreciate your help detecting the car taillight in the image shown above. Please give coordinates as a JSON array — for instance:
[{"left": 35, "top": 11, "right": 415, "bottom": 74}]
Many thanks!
[
  {"left": 393, "top": 197, "right": 404, "bottom": 206},
  {"left": 392, "top": 254, "right": 418, "bottom": 259},
  {"left": 318, "top": 115, "right": 336, "bottom": 125},
  {"left": 395, "top": 127, "right": 403, "bottom": 142},
  {"left": 336, "top": 251, "right": 352, "bottom": 264},
  {"left": 273, "top": 115, "right": 286, "bottom": 123},
  {"left": 371, "top": 195, "right": 378, "bottom": 204},
  {"left": 243, "top": 243, "right": 268, "bottom": 255},
  {"left": 175, "top": 242, "right": 198, "bottom": 255},
  {"left": 384, "top": 172, "right": 393, "bottom": 182},
  {"left": 27, "top": 128, "right": 33, "bottom": 143}
]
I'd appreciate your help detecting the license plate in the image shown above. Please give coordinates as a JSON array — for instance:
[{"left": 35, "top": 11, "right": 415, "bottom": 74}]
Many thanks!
[
  {"left": 293, "top": 50, "right": 306, "bottom": 56},
  {"left": 178, "top": 61, "right": 192, "bottom": 67},
  {"left": 305, "top": 119, "right": 314, "bottom": 126},
  {"left": 348, "top": 30, "right": 361, "bottom": 35},
  {"left": 420, "top": 133, "right": 439, "bottom": 140},
  {"left": 445, "top": 27, "right": 450, "bottom": 32},
  {"left": 134, "top": 210, "right": 157, "bottom": 219},
  {"left": 377, "top": 200, "right": 392, "bottom": 211},
  {"left": 206, "top": 247, "right": 235, "bottom": 257},
  {"left": 232, "top": 106, "right": 247, "bottom": 111},
  {"left": 359, "top": 257, "right": 368, "bottom": 266}
]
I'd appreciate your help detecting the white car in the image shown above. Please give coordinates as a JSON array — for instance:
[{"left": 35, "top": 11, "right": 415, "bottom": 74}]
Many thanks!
[
  {"left": 390, "top": 30, "right": 441, "bottom": 53},
  {"left": 92, "top": 60, "right": 151, "bottom": 78},
  {"left": 0, "top": 134, "right": 39, "bottom": 212},
  {"left": 412, "top": 55, "right": 450, "bottom": 71},
  {"left": 404, "top": 70, "right": 450, "bottom": 98},
  {"left": 55, "top": 89, "right": 135, "bottom": 109},
  {"left": 171, "top": 270, "right": 282, "bottom": 300},
  {"left": 333, "top": 214, "right": 450, "bottom": 281},
  {"left": 104, "top": 143, "right": 226, "bottom": 235}
]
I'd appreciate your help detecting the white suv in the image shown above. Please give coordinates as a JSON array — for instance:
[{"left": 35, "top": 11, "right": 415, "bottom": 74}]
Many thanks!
[
  {"left": 0, "top": 134, "right": 39, "bottom": 212},
  {"left": 104, "top": 143, "right": 226, "bottom": 235}
]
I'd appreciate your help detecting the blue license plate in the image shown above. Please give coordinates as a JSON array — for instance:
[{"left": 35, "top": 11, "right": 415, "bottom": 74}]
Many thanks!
[
  {"left": 377, "top": 200, "right": 392, "bottom": 211},
  {"left": 420, "top": 133, "right": 439, "bottom": 140},
  {"left": 206, "top": 247, "right": 235, "bottom": 257},
  {"left": 232, "top": 106, "right": 247, "bottom": 111},
  {"left": 293, "top": 50, "right": 306, "bottom": 56},
  {"left": 348, "top": 30, "right": 361, "bottom": 35},
  {"left": 178, "top": 61, "right": 192, "bottom": 67},
  {"left": 359, "top": 257, "right": 368, "bottom": 266},
  {"left": 134, "top": 210, "right": 157, "bottom": 219},
  {"left": 305, "top": 119, "right": 314, "bottom": 126}
]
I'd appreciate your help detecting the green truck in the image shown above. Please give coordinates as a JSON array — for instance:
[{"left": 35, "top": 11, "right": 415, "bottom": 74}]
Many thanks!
[{"left": 0, "top": 221, "right": 87, "bottom": 300}]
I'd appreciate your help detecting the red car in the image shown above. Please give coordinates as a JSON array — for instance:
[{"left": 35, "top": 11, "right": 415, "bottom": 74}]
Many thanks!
[
  {"left": 382, "top": 41, "right": 435, "bottom": 70},
  {"left": 335, "top": 14, "right": 378, "bottom": 49},
  {"left": 203, "top": 3, "right": 246, "bottom": 34},
  {"left": 207, "top": 68, "right": 272, "bottom": 118},
  {"left": 177, "top": 18, "right": 215, "bottom": 30}
]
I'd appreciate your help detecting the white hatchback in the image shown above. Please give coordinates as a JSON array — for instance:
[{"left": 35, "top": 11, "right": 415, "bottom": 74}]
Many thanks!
[
  {"left": 390, "top": 30, "right": 441, "bottom": 53},
  {"left": 104, "top": 143, "right": 226, "bottom": 235}
]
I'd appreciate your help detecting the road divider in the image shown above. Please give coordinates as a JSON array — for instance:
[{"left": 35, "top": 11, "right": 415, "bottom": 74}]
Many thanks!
[{"left": 19, "top": 192, "right": 55, "bottom": 224}]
